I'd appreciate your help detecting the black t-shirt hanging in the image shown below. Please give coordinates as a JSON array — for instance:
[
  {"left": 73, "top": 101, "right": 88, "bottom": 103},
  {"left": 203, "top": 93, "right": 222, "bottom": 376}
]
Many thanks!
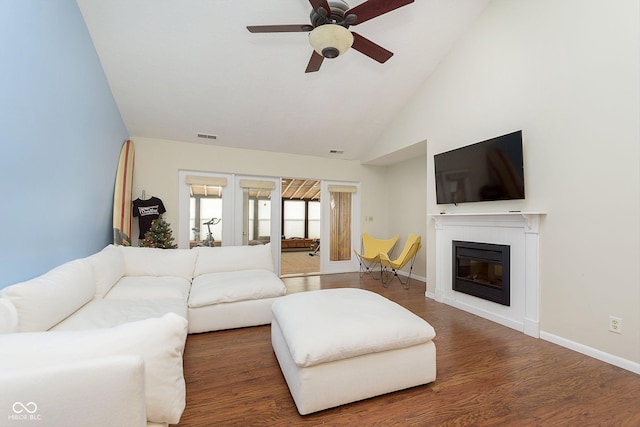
[{"left": 133, "top": 196, "right": 166, "bottom": 239}]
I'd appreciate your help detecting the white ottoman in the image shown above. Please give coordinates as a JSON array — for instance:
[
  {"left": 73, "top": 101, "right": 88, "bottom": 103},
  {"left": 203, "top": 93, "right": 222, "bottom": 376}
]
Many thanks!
[{"left": 271, "top": 288, "right": 437, "bottom": 415}]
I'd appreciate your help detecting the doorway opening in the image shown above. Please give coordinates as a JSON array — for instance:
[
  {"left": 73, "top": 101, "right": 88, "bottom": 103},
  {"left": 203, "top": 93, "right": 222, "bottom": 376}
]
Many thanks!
[{"left": 280, "top": 178, "right": 321, "bottom": 276}]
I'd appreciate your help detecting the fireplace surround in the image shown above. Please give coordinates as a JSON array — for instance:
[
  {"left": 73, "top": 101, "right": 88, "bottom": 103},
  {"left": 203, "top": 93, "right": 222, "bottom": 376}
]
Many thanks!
[{"left": 430, "top": 212, "right": 543, "bottom": 338}]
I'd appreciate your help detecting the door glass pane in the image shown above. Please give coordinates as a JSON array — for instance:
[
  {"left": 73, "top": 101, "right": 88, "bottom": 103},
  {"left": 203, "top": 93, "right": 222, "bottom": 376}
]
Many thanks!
[
  {"left": 244, "top": 188, "right": 272, "bottom": 245},
  {"left": 200, "top": 198, "right": 222, "bottom": 246},
  {"left": 248, "top": 199, "right": 255, "bottom": 240},
  {"left": 189, "top": 184, "right": 223, "bottom": 246},
  {"left": 258, "top": 200, "right": 271, "bottom": 238},
  {"left": 187, "top": 182, "right": 224, "bottom": 247},
  {"left": 189, "top": 198, "right": 196, "bottom": 240},
  {"left": 248, "top": 199, "right": 272, "bottom": 240},
  {"left": 329, "top": 192, "right": 351, "bottom": 261}
]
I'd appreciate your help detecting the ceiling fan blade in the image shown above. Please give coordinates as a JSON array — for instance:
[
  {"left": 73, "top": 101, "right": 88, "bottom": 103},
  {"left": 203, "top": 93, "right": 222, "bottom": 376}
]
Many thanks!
[
  {"left": 347, "top": 0, "right": 414, "bottom": 25},
  {"left": 305, "top": 51, "right": 324, "bottom": 73},
  {"left": 351, "top": 32, "right": 393, "bottom": 63},
  {"left": 247, "top": 24, "right": 313, "bottom": 33},
  {"left": 309, "top": 0, "right": 331, "bottom": 15}
]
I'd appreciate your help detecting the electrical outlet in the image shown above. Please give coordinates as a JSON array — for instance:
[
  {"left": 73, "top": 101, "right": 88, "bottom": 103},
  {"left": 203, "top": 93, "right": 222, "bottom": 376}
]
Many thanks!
[{"left": 608, "top": 316, "right": 622, "bottom": 334}]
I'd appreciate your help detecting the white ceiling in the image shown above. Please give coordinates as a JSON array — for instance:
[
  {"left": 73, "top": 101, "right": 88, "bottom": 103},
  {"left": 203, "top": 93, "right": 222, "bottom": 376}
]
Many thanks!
[{"left": 77, "top": 0, "right": 489, "bottom": 164}]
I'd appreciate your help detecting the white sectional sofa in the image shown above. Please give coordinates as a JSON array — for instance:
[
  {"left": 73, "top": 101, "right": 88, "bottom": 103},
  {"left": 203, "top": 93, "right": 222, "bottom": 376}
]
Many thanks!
[{"left": 0, "top": 243, "right": 287, "bottom": 427}]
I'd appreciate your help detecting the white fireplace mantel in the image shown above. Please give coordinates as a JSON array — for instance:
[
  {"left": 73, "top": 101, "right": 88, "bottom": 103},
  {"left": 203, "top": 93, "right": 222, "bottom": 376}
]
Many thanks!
[{"left": 429, "top": 212, "right": 545, "bottom": 338}]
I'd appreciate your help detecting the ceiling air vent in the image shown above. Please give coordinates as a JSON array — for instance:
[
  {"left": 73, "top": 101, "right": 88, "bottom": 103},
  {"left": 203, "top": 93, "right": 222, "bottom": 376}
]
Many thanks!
[
  {"left": 197, "top": 133, "right": 217, "bottom": 140},
  {"left": 329, "top": 149, "right": 344, "bottom": 154}
]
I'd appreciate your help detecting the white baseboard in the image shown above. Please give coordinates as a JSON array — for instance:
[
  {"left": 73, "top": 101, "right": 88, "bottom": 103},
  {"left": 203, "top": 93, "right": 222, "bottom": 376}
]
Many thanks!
[
  {"left": 391, "top": 270, "right": 426, "bottom": 284},
  {"left": 540, "top": 331, "right": 640, "bottom": 375},
  {"left": 420, "top": 292, "right": 639, "bottom": 375}
]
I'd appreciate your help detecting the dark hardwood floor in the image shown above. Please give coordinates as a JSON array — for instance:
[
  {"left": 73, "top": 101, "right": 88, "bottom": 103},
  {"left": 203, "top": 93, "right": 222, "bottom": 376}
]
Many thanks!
[{"left": 175, "top": 274, "right": 640, "bottom": 426}]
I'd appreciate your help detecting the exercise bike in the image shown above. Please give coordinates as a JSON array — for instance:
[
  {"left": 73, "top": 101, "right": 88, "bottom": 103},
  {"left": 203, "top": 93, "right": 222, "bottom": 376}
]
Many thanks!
[
  {"left": 308, "top": 239, "right": 320, "bottom": 256},
  {"left": 197, "top": 217, "right": 221, "bottom": 247}
]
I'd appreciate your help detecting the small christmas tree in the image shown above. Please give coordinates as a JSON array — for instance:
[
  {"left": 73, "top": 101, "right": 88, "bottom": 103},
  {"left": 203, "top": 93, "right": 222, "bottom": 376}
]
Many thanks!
[{"left": 139, "top": 214, "right": 177, "bottom": 249}]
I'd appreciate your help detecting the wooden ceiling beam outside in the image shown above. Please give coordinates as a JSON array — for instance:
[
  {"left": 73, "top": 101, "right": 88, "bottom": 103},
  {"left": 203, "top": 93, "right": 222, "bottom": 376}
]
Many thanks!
[
  {"left": 282, "top": 179, "right": 295, "bottom": 197},
  {"left": 190, "top": 180, "right": 320, "bottom": 200},
  {"left": 289, "top": 180, "right": 308, "bottom": 199},
  {"left": 300, "top": 183, "right": 319, "bottom": 200}
]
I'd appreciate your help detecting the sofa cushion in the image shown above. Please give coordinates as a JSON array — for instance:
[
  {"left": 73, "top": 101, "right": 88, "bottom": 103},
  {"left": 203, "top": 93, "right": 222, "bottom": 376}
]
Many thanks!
[
  {"left": 105, "top": 276, "right": 191, "bottom": 301},
  {"left": 0, "top": 298, "right": 18, "bottom": 334},
  {"left": 2, "top": 259, "right": 95, "bottom": 332},
  {"left": 0, "top": 312, "right": 188, "bottom": 425},
  {"left": 189, "top": 269, "right": 286, "bottom": 307},
  {"left": 271, "top": 288, "right": 436, "bottom": 367},
  {"left": 120, "top": 246, "right": 197, "bottom": 281},
  {"left": 194, "top": 243, "right": 274, "bottom": 277},
  {"left": 86, "top": 245, "right": 125, "bottom": 297},
  {"left": 50, "top": 298, "right": 188, "bottom": 331}
]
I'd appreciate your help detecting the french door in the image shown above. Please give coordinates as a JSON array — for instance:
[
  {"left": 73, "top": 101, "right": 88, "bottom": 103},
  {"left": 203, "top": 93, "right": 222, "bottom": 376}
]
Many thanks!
[
  {"left": 178, "top": 172, "right": 281, "bottom": 274},
  {"left": 179, "top": 172, "right": 360, "bottom": 276}
]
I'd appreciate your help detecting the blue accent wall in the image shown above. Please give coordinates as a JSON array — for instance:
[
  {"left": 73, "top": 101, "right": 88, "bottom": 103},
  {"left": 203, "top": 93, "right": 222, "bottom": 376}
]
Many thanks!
[{"left": 0, "top": 1, "right": 128, "bottom": 288}]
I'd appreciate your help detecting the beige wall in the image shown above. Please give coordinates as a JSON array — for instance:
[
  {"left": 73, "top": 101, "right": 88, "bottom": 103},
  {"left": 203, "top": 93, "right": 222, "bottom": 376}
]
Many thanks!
[
  {"left": 372, "top": 0, "right": 640, "bottom": 367},
  {"left": 132, "top": 137, "right": 428, "bottom": 279},
  {"left": 130, "top": 138, "right": 383, "bottom": 242},
  {"left": 384, "top": 154, "right": 428, "bottom": 280}
]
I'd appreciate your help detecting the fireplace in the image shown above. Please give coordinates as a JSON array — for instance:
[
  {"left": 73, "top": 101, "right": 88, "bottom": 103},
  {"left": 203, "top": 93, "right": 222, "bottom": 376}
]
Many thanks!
[
  {"left": 431, "top": 212, "right": 542, "bottom": 337},
  {"left": 452, "top": 240, "right": 510, "bottom": 306}
]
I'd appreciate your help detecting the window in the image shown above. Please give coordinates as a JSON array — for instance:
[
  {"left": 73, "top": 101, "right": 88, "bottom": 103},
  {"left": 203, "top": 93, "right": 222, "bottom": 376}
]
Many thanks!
[
  {"left": 283, "top": 200, "right": 305, "bottom": 238},
  {"left": 307, "top": 201, "right": 320, "bottom": 239},
  {"left": 282, "top": 199, "right": 321, "bottom": 240}
]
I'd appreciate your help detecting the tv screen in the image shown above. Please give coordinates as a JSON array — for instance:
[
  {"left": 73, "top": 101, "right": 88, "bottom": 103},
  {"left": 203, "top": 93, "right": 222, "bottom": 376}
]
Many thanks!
[{"left": 434, "top": 130, "right": 525, "bottom": 205}]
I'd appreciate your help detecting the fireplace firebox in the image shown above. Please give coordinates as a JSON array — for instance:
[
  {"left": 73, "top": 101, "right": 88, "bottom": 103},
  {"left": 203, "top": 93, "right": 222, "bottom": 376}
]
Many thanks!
[{"left": 452, "top": 241, "right": 510, "bottom": 306}]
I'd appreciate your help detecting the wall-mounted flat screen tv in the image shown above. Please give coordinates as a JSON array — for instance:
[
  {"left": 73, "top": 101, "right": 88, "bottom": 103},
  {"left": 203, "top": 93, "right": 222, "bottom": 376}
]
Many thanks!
[{"left": 434, "top": 130, "right": 525, "bottom": 205}]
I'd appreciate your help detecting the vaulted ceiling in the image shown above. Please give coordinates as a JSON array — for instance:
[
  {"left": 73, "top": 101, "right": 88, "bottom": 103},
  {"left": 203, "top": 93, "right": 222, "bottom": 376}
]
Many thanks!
[{"left": 77, "top": 0, "right": 489, "bottom": 163}]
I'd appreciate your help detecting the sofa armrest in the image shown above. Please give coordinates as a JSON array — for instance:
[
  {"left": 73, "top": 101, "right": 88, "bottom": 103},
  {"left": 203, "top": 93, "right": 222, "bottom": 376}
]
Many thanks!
[
  {"left": 0, "top": 313, "right": 187, "bottom": 425},
  {"left": 0, "top": 355, "right": 147, "bottom": 427}
]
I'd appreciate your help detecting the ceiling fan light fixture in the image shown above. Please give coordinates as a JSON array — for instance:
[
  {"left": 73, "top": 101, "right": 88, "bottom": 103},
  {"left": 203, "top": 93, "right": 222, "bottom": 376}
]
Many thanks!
[{"left": 308, "top": 24, "right": 354, "bottom": 59}]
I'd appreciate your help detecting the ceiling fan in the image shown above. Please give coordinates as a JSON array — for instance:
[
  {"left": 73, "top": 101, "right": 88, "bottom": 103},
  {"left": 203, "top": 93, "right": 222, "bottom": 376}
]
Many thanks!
[{"left": 247, "top": 0, "right": 415, "bottom": 73}]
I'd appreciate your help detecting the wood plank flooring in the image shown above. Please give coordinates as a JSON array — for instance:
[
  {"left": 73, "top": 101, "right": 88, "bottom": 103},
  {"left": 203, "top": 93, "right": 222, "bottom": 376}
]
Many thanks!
[{"left": 174, "top": 274, "right": 640, "bottom": 426}]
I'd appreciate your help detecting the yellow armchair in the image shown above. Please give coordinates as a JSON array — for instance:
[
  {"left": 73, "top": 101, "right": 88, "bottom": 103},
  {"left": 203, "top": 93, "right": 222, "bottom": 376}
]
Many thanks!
[
  {"left": 379, "top": 234, "right": 422, "bottom": 289},
  {"left": 353, "top": 233, "right": 399, "bottom": 279}
]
